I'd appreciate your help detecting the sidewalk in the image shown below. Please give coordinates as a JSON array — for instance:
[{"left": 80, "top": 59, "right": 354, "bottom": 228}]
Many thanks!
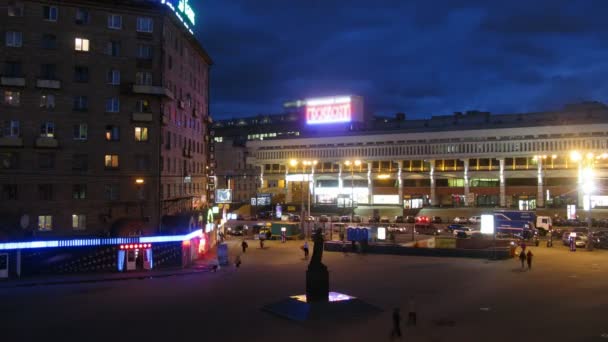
[{"left": 0, "top": 248, "right": 221, "bottom": 289}]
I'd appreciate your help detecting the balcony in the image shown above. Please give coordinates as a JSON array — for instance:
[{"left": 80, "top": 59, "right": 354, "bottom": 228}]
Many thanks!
[
  {"left": 36, "top": 79, "right": 61, "bottom": 89},
  {"left": 132, "top": 84, "right": 174, "bottom": 99},
  {"left": 1, "top": 76, "right": 25, "bottom": 87},
  {"left": 35, "top": 137, "right": 59, "bottom": 148},
  {"left": 132, "top": 112, "right": 153, "bottom": 122},
  {"left": 0, "top": 136, "right": 23, "bottom": 147}
]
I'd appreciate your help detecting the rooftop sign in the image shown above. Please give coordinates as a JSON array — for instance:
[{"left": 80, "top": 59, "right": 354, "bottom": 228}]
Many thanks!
[
  {"left": 305, "top": 96, "right": 364, "bottom": 125},
  {"left": 161, "top": 0, "right": 196, "bottom": 34}
]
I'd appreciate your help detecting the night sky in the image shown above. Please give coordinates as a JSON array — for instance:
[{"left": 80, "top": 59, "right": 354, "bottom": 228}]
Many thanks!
[{"left": 195, "top": 1, "right": 607, "bottom": 119}]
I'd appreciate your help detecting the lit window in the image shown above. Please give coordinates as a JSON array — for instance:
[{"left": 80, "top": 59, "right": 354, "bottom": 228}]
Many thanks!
[
  {"left": 75, "top": 38, "right": 89, "bottom": 51},
  {"left": 38, "top": 215, "right": 53, "bottom": 230},
  {"left": 40, "top": 94, "right": 55, "bottom": 109},
  {"left": 40, "top": 122, "right": 55, "bottom": 138},
  {"left": 72, "top": 214, "right": 86, "bottom": 230},
  {"left": 1, "top": 120, "right": 20, "bottom": 137},
  {"left": 4, "top": 91, "right": 20, "bottom": 106},
  {"left": 105, "top": 125, "right": 120, "bottom": 141},
  {"left": 107, "top": 14, "right": 122, "bottom": 29},
  {"left": 134, "top": 127, "right": 148, "bottom": 142},
  {"left": 104, "top": 154, "right": 119, "bottom": 169},
  {"left": 137, "top": 17, "right": 154, "bottom": 32},
  {"left": 107, "top": 69, "right": 120, "bottom": 85},
  {"left": 43, "top": 6, "right": 58, "bottom": 21},
  {"left": 73, "top": 123, "right": 87, "bottom": 140},
  {"left": 5, "top": 31, "right": 22, "bottom": 47},
  {"left": 105, "top": 97, "right": 120, "bottom": 112}
]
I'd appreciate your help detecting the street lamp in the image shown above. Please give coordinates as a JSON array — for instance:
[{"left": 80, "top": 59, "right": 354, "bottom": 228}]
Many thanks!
[
  {"left": 290, "top": 159, "right": 317, "bottom": 239},
  {"left": 571, "top": 151, "right": 596, "bottom": 250},
  {"left": 344, "top": 160, "right": 361, "bottom": 222}
]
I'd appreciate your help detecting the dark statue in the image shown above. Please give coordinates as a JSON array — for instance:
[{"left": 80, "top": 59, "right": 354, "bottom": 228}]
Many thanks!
[{"left": 306, "top": 227, "right": 329, "bottom": 302}]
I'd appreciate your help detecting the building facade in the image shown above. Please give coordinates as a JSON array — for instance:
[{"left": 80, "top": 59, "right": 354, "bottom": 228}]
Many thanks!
[
  {"left": 0, "top": 0, "right": 212, "bottom": 239},
  {"left": 214, "top": 101, "right": 608, "bottom": 211}
]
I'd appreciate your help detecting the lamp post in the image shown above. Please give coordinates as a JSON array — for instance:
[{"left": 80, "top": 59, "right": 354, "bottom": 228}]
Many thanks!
[
  {"left": 344, "top": 160, "right": 361, "bottom": 222},
  {"left": 290, "top": 159, "right": 318, "bottom": 240},
  {"left": 572, "top": 151, "right": 599, "bottom": 251}
]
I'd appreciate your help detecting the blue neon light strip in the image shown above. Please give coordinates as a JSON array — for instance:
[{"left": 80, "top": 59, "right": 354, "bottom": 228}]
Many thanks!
[{"left": 0, "top": 229, "right": 203, "bottom": 251}]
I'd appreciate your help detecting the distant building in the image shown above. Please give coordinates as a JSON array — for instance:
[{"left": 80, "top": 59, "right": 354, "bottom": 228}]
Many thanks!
[
  {"left": 214, "top": 99, "right": 608, "bottom": 211},
  {"left": 0, "top": 0, "right": 213, "bottom": 239}
]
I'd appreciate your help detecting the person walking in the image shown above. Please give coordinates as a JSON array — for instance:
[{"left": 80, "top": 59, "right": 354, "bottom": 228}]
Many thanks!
[
  {"left": 259, "top": 238, "right": 264, "bottom": 249},
  {"left": 302, "top": 241, "right": 309, "bottom": 259},
  {"left": 390, "top": 308, "right": 402, "bottom": 339},
  {"left": 241, "top": 240, "right": 248, "bottom": 253},
  {"left": 526, "top": 250, "right": 533, "bottom": 270},
  {"left": 519, "top": 249, "right": 526, "bottom": 269}
]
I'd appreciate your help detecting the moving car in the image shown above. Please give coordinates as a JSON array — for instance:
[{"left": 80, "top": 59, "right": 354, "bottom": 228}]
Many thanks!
[
  {"left": 452, "top": 226, "right": 476, "bottom": 237},
  {"left": 446, "top": 224, "right": 465, "bottom": 232}
]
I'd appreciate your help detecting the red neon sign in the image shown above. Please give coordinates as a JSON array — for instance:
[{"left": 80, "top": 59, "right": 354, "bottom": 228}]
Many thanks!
[{"left": 306, "top": 97, "right": 352, "bottom": 124}]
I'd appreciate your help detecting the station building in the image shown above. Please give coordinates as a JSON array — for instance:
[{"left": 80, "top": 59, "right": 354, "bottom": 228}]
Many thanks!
[{"left": 213, "top": 98, "right": 608, "bottom": 213}]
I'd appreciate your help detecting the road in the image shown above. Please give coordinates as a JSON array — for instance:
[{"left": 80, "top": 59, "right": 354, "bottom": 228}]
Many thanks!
[{"left": 1, "top": 238, "right": 608, "bottom": 341}]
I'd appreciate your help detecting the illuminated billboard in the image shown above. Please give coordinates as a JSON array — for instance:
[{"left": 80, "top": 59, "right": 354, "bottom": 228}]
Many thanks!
[
  {"left": 161, "top": 0, "right": 196, "bottom": 34},
  {"left": 305, "top": 96, "right": 364, "bottom": 125},
  {"left": 215, "top": 189, "right": 232, "bottom": 203}
]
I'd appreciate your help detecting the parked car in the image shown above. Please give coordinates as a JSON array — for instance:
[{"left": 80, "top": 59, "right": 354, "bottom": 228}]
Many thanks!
[
  {"left": 431, "top": 216, "right": 443, "bottom": 223},
  {"left": 227, "top": 225, "right": 244, "bottom": 236},
  {"left": 368, "top": 216, "right": 380, "bottom": 223},
  {"left": 562, "top": 232, "right": 587, "bottom": 247},
  {"left": 394, "top": 216, "right": 405, "bottom": 223},
  {"left": 406, "top": 216, "right": 416, "bottom": 223},
  {"left": 330, "top": 216, "right": 340, "bottom": 222},
  {"left": 319, "top": 215, "right": 329, "bottom": 223},
  {"left": 340, "top": 216, "right": 351, "bottom": 223},
  {"left": 289, "top": 214, "right": 301, "bottom": 222},
  {"left": 380, "top": 216, "right": 390, "bottom": 223},
  {"left": 305, "top": 216, "right": 315, "bottom": 222},
  {"left": 352, "top": 215, "right": 362, "bottom": 223},
  {"left": 468, "top": 216, "right": 481, "bottom": 224},
  {"left": 453, "top": 216, "right": 467, "bottom": 223}
]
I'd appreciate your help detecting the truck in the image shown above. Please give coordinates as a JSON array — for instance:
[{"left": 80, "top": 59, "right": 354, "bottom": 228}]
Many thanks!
[{"left": 493, "top": 210, "right": 552, "bottom": 237}]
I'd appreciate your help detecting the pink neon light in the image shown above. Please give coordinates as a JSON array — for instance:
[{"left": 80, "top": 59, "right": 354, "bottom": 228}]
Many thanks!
[{"left": 306, "top": 103, "right": 351, "bottom": 124}]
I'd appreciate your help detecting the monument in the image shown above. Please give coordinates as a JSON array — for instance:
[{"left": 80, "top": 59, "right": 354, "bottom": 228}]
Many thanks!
[{"left": 305, "top": 228, "right": 329, "bottom": 302}]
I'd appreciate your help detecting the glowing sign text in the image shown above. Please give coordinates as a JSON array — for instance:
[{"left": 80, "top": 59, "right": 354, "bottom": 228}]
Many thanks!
[
  {"left": 161, "top": 0, "right": 196, "bottom": 34},
  {"left": 306, "top": 97, "right": 352, "bottom": 125}
]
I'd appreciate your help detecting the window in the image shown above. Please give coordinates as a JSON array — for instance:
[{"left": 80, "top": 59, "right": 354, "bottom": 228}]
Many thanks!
[
  {"left": 8, "top": 2, "right": 24, "bottom": 16},
  {"left": 43, "top": 6, "right": 58, "bottom": 21},
  {"left": 74, "top": 66, "right": 89, "bottom": 82},
  {"left": 75, "top": 8, "right": 89, "bottom": 24},
  {"left": 135, "top": 72, "right": 152, "bottom": 85},
  {"left": 136, "top": 99, "right": 151, "bottom": 112},
  {"left": 75, "top": 38, "right": 89, "bottom": 51},
  {"left": 0, "top": 152, "right": 19, "bottom": 169},
  {"left": 5, "top": 31, "right": 22, "bottom": 47},
  {"left": 4, "top": 61, "right": 22, "bottom": 77},
  {"left": 72, "top": 154, "right": 88, "bottom": 171},
  {"left": 4, "top": 91, "right": 20, "bottom": 106},
  {"left": 73, "top": 123, "right": 87, "bottom": 140},
  {"left": 137, "top": 17, "right": 153, "bottom": 32},
  {"left": 38, "top": 215, "right": 52, "bottom": 231},
  {"left": 1, "top": 120, "right": 20, "bottom": 137},
  {"left": 41, "top": 34, "right": 57, "bottom": 49},
  {"left": 73, "top": 96, "right": 88, "bottom": 111},
  {"left": 135, "top": 155, "right": 150, "bottom": 171},
  {"left": 107, "top": 69, "right": 120, "bottom": 85},
  {"left": 72, "top": 184, "right": 87, "bottom": 199},
  {"left": 38, "top": 184, "right": 53, "bottom": 200},
  {"left": 72, "top": 214, "right": 86, "bottom": 230},
  {"left": 1, "top": 184, "right": 17, "bottom": 200},
  {"left": 40, "top": 94, "right": 55, "bottom": 109},
  {"left": 40, "top": 122, "right": 55, "bottom": 138},
  {"left": 137, "top": 44, "right": 153, "bottom": 59},
  {"left": 106, "top": 41, "right": 120, "bottom": 56},
  {"left": 107, "top": 14, "right": 122, "bottom": 29},
  {"left": 104, "top": 184, "right": 119, "bottom": 200},
  {"left": 105, "top": 97, "right": 120, "bottom": 112},
  {"left": 104, "top": 154, "right": 119, "bottom": 169},
  {"left": 134, "top": 127, "right": 148, "bottom": 142},
  {"left": 105, "top": 125, "right": 120, "bottom": 141},
  {"left": 40, "top": 64, "right": 56, "bottom": 80}
]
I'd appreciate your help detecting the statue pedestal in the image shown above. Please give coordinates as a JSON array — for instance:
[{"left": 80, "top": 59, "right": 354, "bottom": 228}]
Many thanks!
[{"left": 306, "top": 264, "right": 329, "bottom": 303}]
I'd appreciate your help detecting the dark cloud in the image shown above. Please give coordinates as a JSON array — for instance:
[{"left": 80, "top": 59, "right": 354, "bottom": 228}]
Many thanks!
[{"left": 193, "top": 1, "right": 608, "bottom": 119}]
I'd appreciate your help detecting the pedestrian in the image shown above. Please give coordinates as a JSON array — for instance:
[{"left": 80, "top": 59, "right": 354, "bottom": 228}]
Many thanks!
[
  {"left": 259, "top": 237, "right": 265, "bottom": 249},
  {"left": 241, "top": 240, "right": 248, "bottom": 253},
  {"left": 519, "top": 249, "right": 526, "bottom": 269},
  {"left": 526, "top": 250, "right": 533, "bottom": 270},
  {"left": 235, "top": 255, "right": 242, "bottom": 268},
  {"left": 303, "top": 241, "right": 309, "bottom": 259},
  {"left": 390, "top": 308, "right": 402, "bottom": 339},
  {"left": 520, "top": 240, "right": 527, "bottom": 253},
  {"left": 569, "top": 236, "right": 576, "bottom": 252},
  {"left": 407, "top": 298, "right": 417, "bottom": 326}
]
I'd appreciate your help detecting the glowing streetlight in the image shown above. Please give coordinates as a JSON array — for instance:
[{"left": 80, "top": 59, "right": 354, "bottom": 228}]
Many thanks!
[{"left": 570, "top": 151, "right": 581, "bottom": 162}]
